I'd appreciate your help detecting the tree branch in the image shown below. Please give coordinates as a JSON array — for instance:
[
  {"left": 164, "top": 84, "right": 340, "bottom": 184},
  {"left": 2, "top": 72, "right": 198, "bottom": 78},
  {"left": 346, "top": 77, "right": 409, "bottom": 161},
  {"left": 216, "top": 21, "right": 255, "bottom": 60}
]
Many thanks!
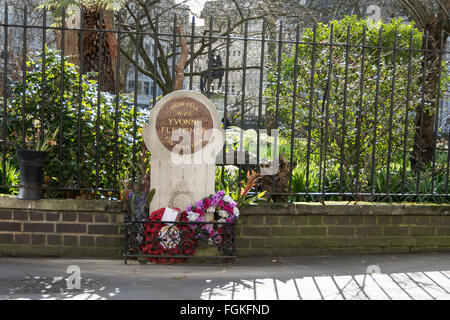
[{"left": 174, "top": 25, "right": 189, "bottom": 90}]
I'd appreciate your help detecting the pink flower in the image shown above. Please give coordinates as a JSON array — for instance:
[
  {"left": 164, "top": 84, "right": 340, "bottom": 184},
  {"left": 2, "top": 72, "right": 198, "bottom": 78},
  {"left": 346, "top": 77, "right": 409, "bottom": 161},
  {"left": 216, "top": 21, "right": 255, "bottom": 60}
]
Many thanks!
[
  {"left": 224, "top": 204, "right": 233, "bottom": 214},
  {"left": 194, "top": 207, "right": 203, "bottom": 214},
  {"left": 203, "top": 197, "right": 211, "bottom": 210}
]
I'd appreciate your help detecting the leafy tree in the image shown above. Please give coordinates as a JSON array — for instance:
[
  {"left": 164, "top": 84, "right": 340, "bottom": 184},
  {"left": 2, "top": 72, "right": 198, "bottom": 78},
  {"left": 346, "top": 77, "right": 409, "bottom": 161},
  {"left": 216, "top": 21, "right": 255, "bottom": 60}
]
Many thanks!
[
  {"left": 265, "top": 16, "right": 426, "bottom": 195},
  {"left": 4, "top": 48, "right": 144, "bottom": 197}
]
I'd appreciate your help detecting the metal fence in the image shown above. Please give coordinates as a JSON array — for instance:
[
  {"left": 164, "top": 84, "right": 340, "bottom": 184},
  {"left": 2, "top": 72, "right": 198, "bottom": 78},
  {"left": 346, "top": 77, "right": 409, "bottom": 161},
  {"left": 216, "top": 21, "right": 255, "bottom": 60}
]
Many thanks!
[{"left": 0, "top": 5, "right": 449, "bottom": 202}]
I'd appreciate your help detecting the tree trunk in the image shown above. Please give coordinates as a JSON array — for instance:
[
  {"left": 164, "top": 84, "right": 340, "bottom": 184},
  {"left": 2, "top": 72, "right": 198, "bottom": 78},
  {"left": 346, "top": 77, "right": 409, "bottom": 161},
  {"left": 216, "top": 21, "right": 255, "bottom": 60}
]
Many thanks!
[
  {"left": 410, "top": 21, "right": 448, "bottom": 171},
  {"left": 82, "top": 8, "right": 117, "bottom": 93}
]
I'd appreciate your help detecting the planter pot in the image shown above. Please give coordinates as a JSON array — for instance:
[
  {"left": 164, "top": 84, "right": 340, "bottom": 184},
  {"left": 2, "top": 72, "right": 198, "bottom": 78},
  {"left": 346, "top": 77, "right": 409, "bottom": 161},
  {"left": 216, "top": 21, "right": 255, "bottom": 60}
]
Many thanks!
[{"left": 16, "top": 149, "right": 48, "bottom": 200}]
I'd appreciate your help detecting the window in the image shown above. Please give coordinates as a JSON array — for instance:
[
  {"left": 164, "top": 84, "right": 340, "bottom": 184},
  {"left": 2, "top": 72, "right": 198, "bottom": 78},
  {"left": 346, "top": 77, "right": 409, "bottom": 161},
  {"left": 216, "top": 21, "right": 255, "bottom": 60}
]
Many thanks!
[
  {"left": 128, "top": 80, "right": 135, "bottom": 90},
  {"left": 144, "top": 81, "right": 150, "bottom": 96}
]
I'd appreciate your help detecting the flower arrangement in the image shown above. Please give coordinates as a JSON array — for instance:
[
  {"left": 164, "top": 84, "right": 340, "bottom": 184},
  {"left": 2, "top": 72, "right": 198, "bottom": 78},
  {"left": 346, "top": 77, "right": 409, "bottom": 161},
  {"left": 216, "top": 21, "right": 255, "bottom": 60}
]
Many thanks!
[{"left": 184, "top": 190, "right": 239, "bottom": 245}]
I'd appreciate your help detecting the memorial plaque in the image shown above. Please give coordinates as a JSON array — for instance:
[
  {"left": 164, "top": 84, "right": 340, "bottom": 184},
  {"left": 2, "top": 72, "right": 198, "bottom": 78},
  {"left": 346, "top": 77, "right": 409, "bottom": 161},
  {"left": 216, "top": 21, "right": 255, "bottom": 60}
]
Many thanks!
[
  {"left": 143, "top": 90, "right": 225, "bottom": 213},
  {"left": 155, "top": 97, "right": 213, "bottom": 153}
]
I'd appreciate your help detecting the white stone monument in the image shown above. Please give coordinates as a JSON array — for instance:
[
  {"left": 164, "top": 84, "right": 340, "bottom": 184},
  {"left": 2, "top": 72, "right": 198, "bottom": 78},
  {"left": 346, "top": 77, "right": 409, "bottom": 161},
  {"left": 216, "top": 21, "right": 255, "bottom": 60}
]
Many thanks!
[{"left": 143, "top": 90, "right": 225, "bottom": 213}]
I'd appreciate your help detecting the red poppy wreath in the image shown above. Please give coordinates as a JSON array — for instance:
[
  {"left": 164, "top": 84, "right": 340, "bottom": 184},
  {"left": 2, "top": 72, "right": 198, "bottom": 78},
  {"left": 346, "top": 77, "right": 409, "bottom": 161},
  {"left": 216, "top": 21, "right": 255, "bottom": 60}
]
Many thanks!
[{"left": 140, "top": 207, "right": 198, "bottom": 264}]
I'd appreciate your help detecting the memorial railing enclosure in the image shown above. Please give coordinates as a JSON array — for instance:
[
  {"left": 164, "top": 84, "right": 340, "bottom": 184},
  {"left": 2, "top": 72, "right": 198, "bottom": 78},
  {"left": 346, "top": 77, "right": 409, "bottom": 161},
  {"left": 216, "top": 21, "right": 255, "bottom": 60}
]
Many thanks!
[{"left": 0, "top": 5, "right": 449, "bottom": 204}]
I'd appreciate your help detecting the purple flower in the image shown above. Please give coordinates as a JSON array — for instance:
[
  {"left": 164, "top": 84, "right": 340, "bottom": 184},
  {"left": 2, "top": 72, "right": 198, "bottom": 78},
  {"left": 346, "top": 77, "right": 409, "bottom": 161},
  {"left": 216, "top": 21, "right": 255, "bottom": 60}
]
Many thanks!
[
  {"left": 203, "top": 224, "right": 213, "bottom": 234},
  {"left": 186, "top": 205, "right": 192, "bottom": 212},
  {"left": 211, "top": 194, "right": 221, "bottom": 206},
  {"left": 228, "top": 200, "right": 237, "bottom": 207},
  {"left": 217, "top": 190, "right": 225, "bottom": 197},
  {"left": 195, "top": 200, "right": 203, "bottom": 208}
]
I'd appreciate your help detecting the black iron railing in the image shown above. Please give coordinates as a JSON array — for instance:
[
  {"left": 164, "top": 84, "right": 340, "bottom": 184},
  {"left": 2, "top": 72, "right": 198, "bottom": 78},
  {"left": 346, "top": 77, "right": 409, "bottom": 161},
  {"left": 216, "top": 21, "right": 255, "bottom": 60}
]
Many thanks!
[
  {"left": 0, "top": 4, "right": 449, "bottom": 202},
  {"left": 123, "top": 219, "right": 236, "bottom": 263}
]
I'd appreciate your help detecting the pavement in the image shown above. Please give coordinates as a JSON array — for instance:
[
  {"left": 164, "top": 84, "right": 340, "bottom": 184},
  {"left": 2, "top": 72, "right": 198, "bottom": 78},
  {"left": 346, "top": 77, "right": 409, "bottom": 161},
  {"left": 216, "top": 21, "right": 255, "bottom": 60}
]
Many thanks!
[{"left": 0, "top": 253, "right": 449, "bottom": 300}]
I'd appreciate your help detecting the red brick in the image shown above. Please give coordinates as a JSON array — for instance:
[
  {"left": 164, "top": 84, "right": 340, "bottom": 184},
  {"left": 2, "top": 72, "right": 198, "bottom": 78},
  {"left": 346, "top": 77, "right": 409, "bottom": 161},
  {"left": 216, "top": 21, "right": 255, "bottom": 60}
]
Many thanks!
[
  {"left": 56, "top": 223, "right": 86, "bottom": 233},
  {"left": 88, "top": 225, "right": 118, "bottom": 235},
  {"left": 94, "top": 213, "right": 110, "bottom": 223},
  {"left": 24, "top": 223, "right": 54, "bottom": 233},
  {"left": 47, "top": 235, "right": 62, "bottom": 245},
  {"left": 415, "top": 217, "right": 428, "bottom": 225},
  {"left": 0, "top": 211, "right": 11, "bottom": 220},
  {"left": 96, "top": 236, "right": 122, "bottom": 247},
  {"left": 299, "top": 227, "right": 327, "bottom": 236},
  {"left": 31, "top": 234, "right": 45, "bottom": 244},
  {"left": 0, "top": 234, "right": 13, "bottom": 243},
  {"left": 242, "top": 227, "right": 270, "bottom": 237},
  {"left": 265, "top": 217, "right": 279, "bottom": 225},
  {"left": 46, "top": 212, "right": 60, "bottom": 221},
  {"left": 0, "top": 222, "right": 21, "bottom": 232},
  {"left": 29, "top": 211, "right": 44, "bottom": 221},
  {"left": 355, "top": 226, "right": 382, "bottom": 236},
  {"left": 62, "top": 213, "right": 77, "bottom": 222},
  {"left": 350, "top": 216, "right": 364, "bottom": 225},
  {"left": 78, "top": 213, "right": 93, "bottom": 223},
  {"left": 294, "top": 216, "right": 308, "bottom": 225},
  {"left": 364, "top": 216, "right": 377, "bottom": 225},
  {"left": 404, "top": 216, "right": 416, "bottom": 225},
  {"left": 391, "top": 216, "right": 404, "bottom": 225},
  {"left": 249, "top": 216, "right": 264, "bottom": 224},
  {"left": 63, "top": 236, "right": 78, "bottom": 245},
  {"left": 328, "top": 226, "right": 355, "bottom": 236},
  {"left": 80, "top": 236, "right": 95, "bottom": 246},
  {"left": 336, "top": 216, "right": 350, "bottom": 225},
  {"left": 14, "top": 234, "right": 30, "bottom": 244},
  {"left": 324, "top": 216, "right": 337, "bottom": 225},
  {"left": 429, "top": 216, "right": 443, "bottom": 225},
  {"left": 442, "top": 216, "right": 450, "bottom": 225},
  {"left": 384, "top": 226, "right": 409, "bottom": 236},
  {"left": 378, "top": 216, "right": 390, "bottom": 225},
  {"left": 280, "top": 217, "right": 294, "bottom": 225},
  {"left": 436, "top": 227, "right": 450, "bottom": 235},
  {"left": 410, "top": 226, "right": 435, "bottom": 236},
  {"left": 13, "top": 211, "right": 28, "bottom": 220}
]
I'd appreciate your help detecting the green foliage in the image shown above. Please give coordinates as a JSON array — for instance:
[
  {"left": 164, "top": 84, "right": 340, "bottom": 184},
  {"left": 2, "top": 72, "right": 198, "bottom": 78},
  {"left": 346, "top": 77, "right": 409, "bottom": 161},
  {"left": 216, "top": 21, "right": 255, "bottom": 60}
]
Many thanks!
[
  {"left": 5, "top": 48, "right": 144, "bottom": 196},
  {"left": 0, "top": 157, "right": 19, "bottom": 194},
  {"left": 288, "top": 150, "right": 448, "bottom": 203},
  {"left": 265, "top": 16, "right": 427, "bottom": 195},
  {"left": 215, "top": 167, "right": 266, "bottom": 209},
  {"left": 37, "top": 0, "right": 125, "bottom": 26}
]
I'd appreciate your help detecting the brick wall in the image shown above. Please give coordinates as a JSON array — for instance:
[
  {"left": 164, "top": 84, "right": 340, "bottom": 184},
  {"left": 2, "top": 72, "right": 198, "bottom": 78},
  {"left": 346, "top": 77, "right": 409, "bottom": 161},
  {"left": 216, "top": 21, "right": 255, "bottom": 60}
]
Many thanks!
[
  {"left": 236, "top": 202, "right": 450, "bottom": 257},
  {"left": 0, "top": 197, "right": 125, "bottom": 258},
  {"left": 1, "top": 196, "right": 449, "bottom": 258}
]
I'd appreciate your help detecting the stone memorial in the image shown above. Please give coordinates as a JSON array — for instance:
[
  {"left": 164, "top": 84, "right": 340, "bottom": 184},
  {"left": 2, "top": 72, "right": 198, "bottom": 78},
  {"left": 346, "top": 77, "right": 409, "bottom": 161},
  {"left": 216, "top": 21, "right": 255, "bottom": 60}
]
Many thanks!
[{"left": 143, "top": 90, "right": 225, "bottom": 213}]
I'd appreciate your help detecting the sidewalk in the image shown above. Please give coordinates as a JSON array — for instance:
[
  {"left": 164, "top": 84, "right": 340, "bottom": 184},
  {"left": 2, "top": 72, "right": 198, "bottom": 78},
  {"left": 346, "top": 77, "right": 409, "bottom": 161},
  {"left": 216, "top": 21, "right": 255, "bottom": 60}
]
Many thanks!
[{"left": 0, "top": 253, "right": 449, "bottom": 300}]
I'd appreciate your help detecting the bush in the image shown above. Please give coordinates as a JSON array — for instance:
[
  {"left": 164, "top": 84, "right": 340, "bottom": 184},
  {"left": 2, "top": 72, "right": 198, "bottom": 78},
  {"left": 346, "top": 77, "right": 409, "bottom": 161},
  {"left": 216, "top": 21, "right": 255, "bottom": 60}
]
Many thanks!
[
  {"left": 265, "top": 16, "right": 426, "bottom": 195},
  {"left": 4, "top": 48, "right": 145, "bottom": 197}
]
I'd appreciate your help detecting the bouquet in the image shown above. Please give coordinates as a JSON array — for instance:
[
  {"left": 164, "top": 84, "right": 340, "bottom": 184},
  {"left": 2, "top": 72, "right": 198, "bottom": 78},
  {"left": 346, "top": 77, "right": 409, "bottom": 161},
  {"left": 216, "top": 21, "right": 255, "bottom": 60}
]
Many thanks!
[{"left": 184, "top": 190, "right": 239, "bottom": 245}]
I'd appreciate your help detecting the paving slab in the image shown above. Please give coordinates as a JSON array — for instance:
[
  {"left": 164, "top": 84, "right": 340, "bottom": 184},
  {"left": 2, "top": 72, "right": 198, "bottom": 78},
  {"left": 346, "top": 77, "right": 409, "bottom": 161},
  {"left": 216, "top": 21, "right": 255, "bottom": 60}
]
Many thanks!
[{"left": 0, "top": 253, "right": 449, "bottom": 300}]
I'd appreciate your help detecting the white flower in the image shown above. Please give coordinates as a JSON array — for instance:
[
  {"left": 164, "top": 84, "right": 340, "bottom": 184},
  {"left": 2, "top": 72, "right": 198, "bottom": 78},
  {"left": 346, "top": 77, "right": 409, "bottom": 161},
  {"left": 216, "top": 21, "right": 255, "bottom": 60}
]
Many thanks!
[
  {"left": 207, "top": 206, "right": 216, "bottom": 214},
  {"left": 186, "top": 211, "right": 199, "bottom": 221},
  {"left": 218, "top": 218, "right": 226, "bottom": 223},
  {"left": 223, "top": 195, "right": 233, "bottom": 203},
  {"left": 233, "top": 207, "right": 240, "bottom": 217},
  {"left": 219, "top": 210, "right": 228, "bottom": 218}
]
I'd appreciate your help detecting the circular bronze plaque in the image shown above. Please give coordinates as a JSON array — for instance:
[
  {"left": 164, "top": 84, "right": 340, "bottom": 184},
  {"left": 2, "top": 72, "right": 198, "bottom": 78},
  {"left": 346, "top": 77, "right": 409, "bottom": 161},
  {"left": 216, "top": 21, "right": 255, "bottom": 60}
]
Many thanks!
[{"left": 155, "top": 96, "right": 214, "bottom": 154}]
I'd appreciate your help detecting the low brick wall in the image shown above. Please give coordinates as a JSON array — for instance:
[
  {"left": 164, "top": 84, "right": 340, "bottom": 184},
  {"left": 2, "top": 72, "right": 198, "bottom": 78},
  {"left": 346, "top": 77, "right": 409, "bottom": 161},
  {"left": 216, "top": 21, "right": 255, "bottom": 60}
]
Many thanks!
[
  {"left": 236, "top": 202, "right": 450, "bottom": 256},
  {"left": 0, "top": 196, "right": 125, "bottom": 258},
  {"left": 1, "top": 196, "right": 449, "bottom": 258}
]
